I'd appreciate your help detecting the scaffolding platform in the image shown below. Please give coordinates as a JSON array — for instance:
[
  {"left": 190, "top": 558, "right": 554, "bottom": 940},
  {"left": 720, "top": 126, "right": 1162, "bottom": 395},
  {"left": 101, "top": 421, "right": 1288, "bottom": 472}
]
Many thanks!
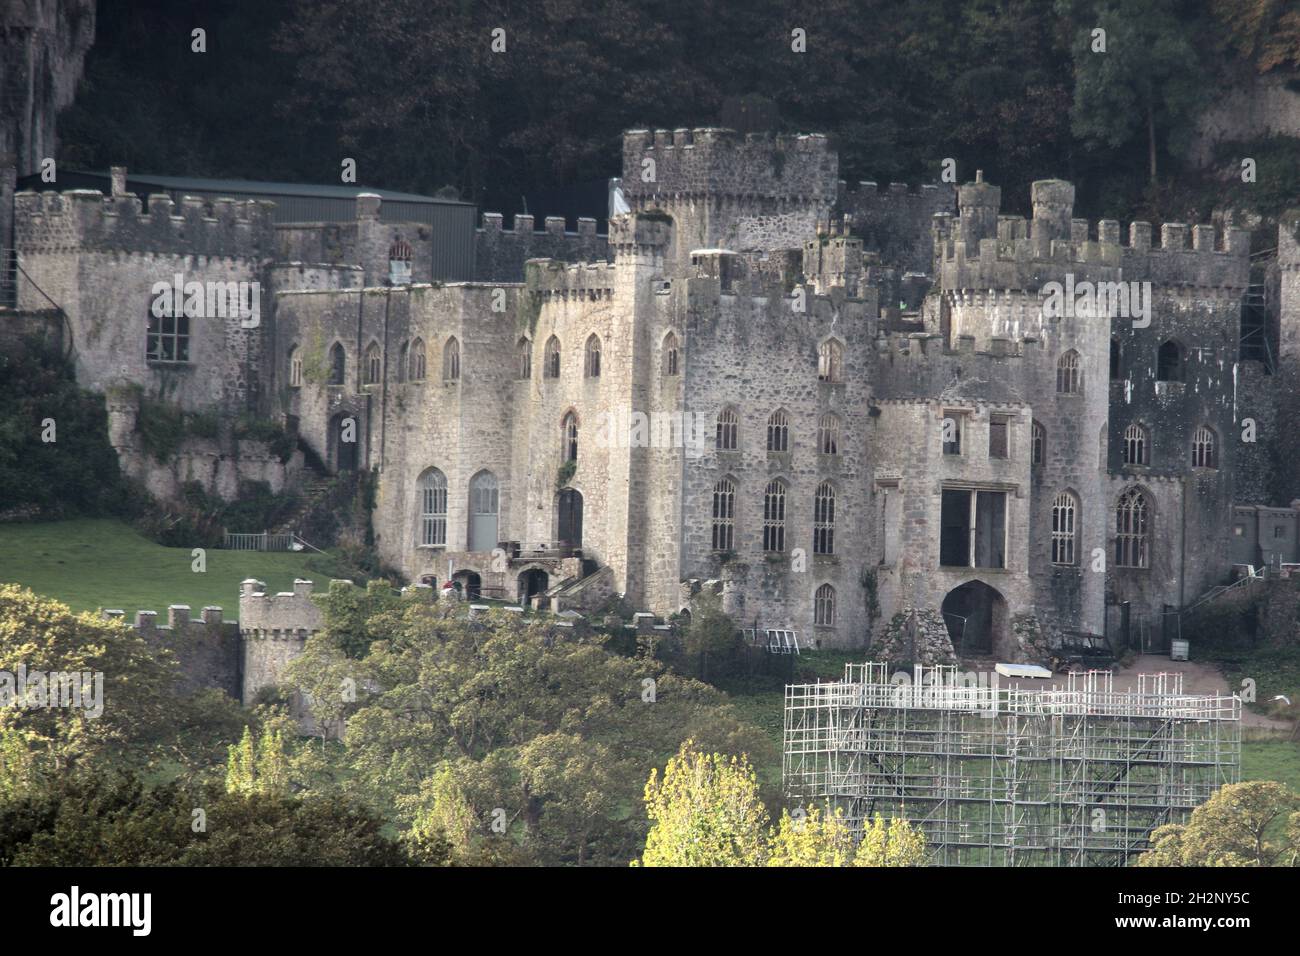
[{"left": 783, "top": 663, "right": 1241, "bottom": 866}]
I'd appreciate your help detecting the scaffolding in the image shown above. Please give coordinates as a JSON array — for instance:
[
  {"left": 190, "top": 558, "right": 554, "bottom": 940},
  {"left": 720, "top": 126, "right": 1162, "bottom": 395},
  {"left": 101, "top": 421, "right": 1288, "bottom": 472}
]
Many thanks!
[{"left": 784, "top": 663, "right": 1241, "bottom": 866}]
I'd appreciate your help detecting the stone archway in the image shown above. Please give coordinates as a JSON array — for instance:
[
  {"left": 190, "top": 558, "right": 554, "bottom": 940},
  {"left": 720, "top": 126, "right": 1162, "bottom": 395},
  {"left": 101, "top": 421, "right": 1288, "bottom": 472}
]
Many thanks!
[
  {"left": 941, "top": 580, "right": 1010, "bottom": 659},
  {"left": 518, "top": 568, "right": 549, "bottom": 604}
]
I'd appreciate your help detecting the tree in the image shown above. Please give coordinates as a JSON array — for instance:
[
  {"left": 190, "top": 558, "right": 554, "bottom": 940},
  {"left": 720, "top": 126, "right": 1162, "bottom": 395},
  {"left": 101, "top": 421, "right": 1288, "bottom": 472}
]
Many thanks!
[
  {"left": 637, "top": 743, "right": 928, "bottom": 866},
  {"left": 0, "top": 585, "right": 183, "bottom": 790},
  {"left": 638, "top": 741, "right": 769, "bottom": 867},
  {"left": 853, "top": 814, "right": 929, "bottom": 867},
  {"left": 225, "top": 725, "right": 291, "bottom": 796},
  {"left": 1139, "top": 781, "right": 1300, "bottom": 866},
  {"left": 1060, "top": 0, "right": 1207, "bottom": 182},
  {"left": 767, "top": 806, "right": 856, "bottom": 867},
  {"left": 1210, "top": 0, "right": 1300, "bottom": 72}
]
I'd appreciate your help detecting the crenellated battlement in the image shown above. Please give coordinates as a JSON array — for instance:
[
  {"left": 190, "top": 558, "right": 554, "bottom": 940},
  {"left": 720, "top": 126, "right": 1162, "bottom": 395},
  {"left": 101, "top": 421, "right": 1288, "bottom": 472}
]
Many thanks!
[
  {"left": 935, "top": 177, "right": 1250, "bottom": 294},
  {"left": 237, "top": 577, "right": 325, "bottom": 637},
  {"left": 479, "top": 211, "right": 602, "bottom": 239},
  {"left": 620, "top": 127, "right": 838, "bottom": 205},
  {"left": 13, "top": 187, "right": 277, "bottom": 259},
  {"left": 524, "top": 258, "right": 617, "bottom": 299}
]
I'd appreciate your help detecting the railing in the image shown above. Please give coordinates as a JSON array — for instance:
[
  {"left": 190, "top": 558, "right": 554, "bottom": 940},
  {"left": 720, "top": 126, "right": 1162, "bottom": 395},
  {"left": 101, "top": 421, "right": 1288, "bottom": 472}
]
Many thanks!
[{"left": 223, "top": 530, "right": 297, "bottom": 552}]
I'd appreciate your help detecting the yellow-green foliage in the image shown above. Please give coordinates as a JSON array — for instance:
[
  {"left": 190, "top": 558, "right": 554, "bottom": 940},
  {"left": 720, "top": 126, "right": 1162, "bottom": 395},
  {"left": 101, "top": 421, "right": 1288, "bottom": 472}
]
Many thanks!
[
  {"left": 1138, "top": 780, "right": 1300, "bottom": 867},
  {"left": 637, "top": 740, "right": 927, "bottom": 867}
]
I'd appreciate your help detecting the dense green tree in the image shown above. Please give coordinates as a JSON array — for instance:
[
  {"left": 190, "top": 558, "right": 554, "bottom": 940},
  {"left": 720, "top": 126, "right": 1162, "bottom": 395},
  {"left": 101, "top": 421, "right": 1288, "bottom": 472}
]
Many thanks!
[{"left": 1139, "top": 781, "right": 1300, "bottom": 866}]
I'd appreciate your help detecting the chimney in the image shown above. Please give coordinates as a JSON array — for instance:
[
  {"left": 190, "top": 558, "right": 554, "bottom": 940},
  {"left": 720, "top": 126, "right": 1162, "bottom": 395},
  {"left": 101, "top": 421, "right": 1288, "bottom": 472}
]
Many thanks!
[{"left": 110, "top": 166, "right": 128, "bottom": 197}]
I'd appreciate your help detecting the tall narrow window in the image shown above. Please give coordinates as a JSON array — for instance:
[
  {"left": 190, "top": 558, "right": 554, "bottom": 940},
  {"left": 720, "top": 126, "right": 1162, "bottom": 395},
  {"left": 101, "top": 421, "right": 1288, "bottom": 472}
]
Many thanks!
[
  {"left": 1192, "top": 425, "right": 1216, "bottom": 469},
  {"left": 398, "top": 341, "right": 409, "bottom": 383},
  {"left": 814, "top": 584, "right": 836, "bottom": 627},
  {"left": 1122, "top": 423, "right": 1149, "bottom": 466},
  {"left": 288, "top": 346, "right": 302, "bottom": 387},
  {"left": 817, "top": 413, "right": 841, "bottom": 456},
  {"left": 712, "top": 478, "right": 736, "bottom": 551},
  {"left": 942, "top": 410, "right": 962, "bottom": 456},
  {"left": 1056, "top": 350, "right": 1082, "bottom": 394},
  {"left": 517, "top": 337, "right": 532, "bottom": 379},
  {"left": 409, "top": 338, "right": 426, "bottom": 382},
  {"left": 1157, "top": 340, "right": 1182, "bottom": 382},
  {"left": 663, "top": 332, "right": 679, "bottom": 376},
  {"left": 585, "top": 334, "right": 602, "bottom": 378},
  {"left": 763, "top": 480, "right": 786, "bottom": 552},
  {"left": 818, "top": 339, "right": 844, "bottom": 383},
  {"left": 716, "top": 408, "right": 739, "bottom": 450},
  {"left": 443, "top": 337, "right": 460, "bottom": 381},
  {"left": 328, "top": 342, "right": 345, "bottom": 385},
  {"left": 418, "top": 468, "right": 447, "bottom": 547},
  {"left": 813, "top": 481, "right": 836, "bottom": 555},
  {"left": 562, "top": 411, "right": 578, "bottom": 463},
  {"left": 1110, "top": 338, "right": 1122, "bottom": 379},
  {"left": 1051, "top": 491, "right": 1077, "bottom": 565},
  {"left": 988, "top": 416, "right": 1009, "bottom": 459},
  {"left": 1115, "top": 487, "right": 1149, "bottom": 568},
  {"left": 545, "top": 336, "right": 561, "bottom": 379},
  {"left": 365, "top": 343, "right": 382, "bottom": 385},
  {"left": 1031, "top": 420, "right": 1045, "bottom": 466},
  {"left": 767, "top": 410, "right": 789, "bottom": 452}
]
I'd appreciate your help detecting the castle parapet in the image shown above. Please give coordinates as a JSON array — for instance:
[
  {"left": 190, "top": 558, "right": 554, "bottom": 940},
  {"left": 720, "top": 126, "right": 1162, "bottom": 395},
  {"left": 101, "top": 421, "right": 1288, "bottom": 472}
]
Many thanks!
[
  {"left": 14, "top": 187, "right": 276, "bottom": 258},
  {"left": 621, "top": 127, "right": 838, "bottom": 205}
]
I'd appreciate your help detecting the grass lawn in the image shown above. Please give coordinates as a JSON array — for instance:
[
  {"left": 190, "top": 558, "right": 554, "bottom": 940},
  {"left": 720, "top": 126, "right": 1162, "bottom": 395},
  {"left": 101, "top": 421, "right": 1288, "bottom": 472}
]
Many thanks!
[
  {"left": 0, "top": 518, "right": 315, "bottom": 620},
  {"left": 1241, "top": 734, "right": 1300, "bottom": 789}
]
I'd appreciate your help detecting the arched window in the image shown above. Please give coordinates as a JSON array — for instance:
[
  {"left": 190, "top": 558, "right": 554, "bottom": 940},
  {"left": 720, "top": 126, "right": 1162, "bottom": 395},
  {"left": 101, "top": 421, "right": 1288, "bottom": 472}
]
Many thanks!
[
  {"left": 1056, "top": 350, "right": 1082, "bottom": 394},
  {"left": 364, "top": 342, "right": 382, "bottom": 385},
  {"left": 288, "top": 346, "right": 302, "bottom": 388},
  {"left": 716, "top": 407, "right": 739, "bottom": 450},
  {"left": 1115, "top": 488, "right": 1150, "bottom": 569},
  {"left": 1122, "top": 423, "right": 1149, "bottom": 466},
  {"left": 409, "top": 338, "right": 426, "bottom": 382},
  {"left": 1051, "top": 491, "right": 1077, "bottom": 565},
  {"left": 814, "top": 584, "right": 836, "bottom": 627},
  {"left": 443, "top": 337, "right": 460, "bottom": 381},
  {"left": 562, "top": 411, "right": 579, "bottom": 463},
  {"left": 1031, "top": 420, "right": 1045, "bottom": 466},
  {"left": 767, "top": 410, "right": 789, "bottom": 452},
  {"left": 763, "top": 479, "right": 786, "bottom": 552},
  {"left": 818, "top": 339, "right": 844, "bottom": 383},
  {"left": 328, "top": 342, "right": 346, "bottom": 385},
  {"left": 417, "top": 468, "right": 447, "bottom": 547},
  {"left": 663, "top": 332, "right": 679, "bottom": 376},
  {"left": 1192, "top": 425, "right": 1216, "bottom": 469},
  {"left": 813, "top": 481, "right": 836, "bottom": 555},
  {"left": 584, "top": 334, "right": 601, "bottom": 378},
  {"left": 711, "top": 478, "right": 736, "bottom": 551},
  {"left": 517, "top": 337, "right": 532, "bottom": 379},
  {"left": 1157, "top": 340, "right": 1183, "bottom": 382},
  {"left": 817, "top": 413, "right": 841, "bottom": 456},
  {"left": 388, "top": 238, "right": 413, "bottom": 284},
  {"left": 469, "top": 471, "right": 499, "bottom": 552},
  {"left": 544, "top": 336, "right": 561, "bottom": 379}
]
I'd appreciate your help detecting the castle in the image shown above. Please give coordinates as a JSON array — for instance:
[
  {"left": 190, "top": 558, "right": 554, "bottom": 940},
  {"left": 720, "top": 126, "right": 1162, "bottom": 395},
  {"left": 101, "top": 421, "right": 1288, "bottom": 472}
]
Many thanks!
[{"left": 6, "top": 125, "right": 1298, "bottom": 659}]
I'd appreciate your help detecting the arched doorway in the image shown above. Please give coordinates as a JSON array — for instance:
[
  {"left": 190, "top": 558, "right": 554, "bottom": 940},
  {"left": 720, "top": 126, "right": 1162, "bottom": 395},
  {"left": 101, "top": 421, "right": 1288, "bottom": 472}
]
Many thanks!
[
  {"left": 557, "top": 488, "right": 583, "bottom": 549},
  {"left": 941, "top": 580, "right": 1009, "bottom": 658},
  {"left": 452, "top": 570, "right": 482, "bottom": 601},
  {"left": 330, "top": 413, "right": 358, "bottom": 472},
  {"left": 468, "top": 471, "right": 499, "bottom": 552},
  {"left": 519, "top": 568, "right": 549, "bottom": 604}
]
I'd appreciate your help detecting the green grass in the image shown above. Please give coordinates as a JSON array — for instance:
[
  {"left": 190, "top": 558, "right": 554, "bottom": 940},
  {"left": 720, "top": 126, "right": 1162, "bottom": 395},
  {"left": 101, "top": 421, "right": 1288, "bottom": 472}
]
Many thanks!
[
  {"left": 0, "top": 518, "right": 315, "bottom": 620},
  {"left": 1241, "top": 735, "right": 1300, "bottom": 790}
]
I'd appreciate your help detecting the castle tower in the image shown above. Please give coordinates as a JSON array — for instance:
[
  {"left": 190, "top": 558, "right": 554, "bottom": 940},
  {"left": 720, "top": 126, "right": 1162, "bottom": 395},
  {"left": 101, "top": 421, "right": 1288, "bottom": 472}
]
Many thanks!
[{"left": 619, "top": 128, "right": 839, "bottom": 277}]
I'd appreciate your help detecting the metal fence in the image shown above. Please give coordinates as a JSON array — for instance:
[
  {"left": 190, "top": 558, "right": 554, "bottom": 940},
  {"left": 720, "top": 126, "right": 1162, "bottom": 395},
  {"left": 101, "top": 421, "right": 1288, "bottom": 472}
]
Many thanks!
[{"left": 223, "top": 531, "right": 296, "bottom": 552}]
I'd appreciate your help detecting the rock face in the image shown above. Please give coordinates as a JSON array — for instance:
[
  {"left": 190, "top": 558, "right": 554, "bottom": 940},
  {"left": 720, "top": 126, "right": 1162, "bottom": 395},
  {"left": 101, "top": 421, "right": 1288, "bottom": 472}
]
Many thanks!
[
  {"left": 0, "top": 0, "right": 97, "bottom": 174},
  {"left": 871, "top": 608, "right": 958, "bottom": 665}
]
